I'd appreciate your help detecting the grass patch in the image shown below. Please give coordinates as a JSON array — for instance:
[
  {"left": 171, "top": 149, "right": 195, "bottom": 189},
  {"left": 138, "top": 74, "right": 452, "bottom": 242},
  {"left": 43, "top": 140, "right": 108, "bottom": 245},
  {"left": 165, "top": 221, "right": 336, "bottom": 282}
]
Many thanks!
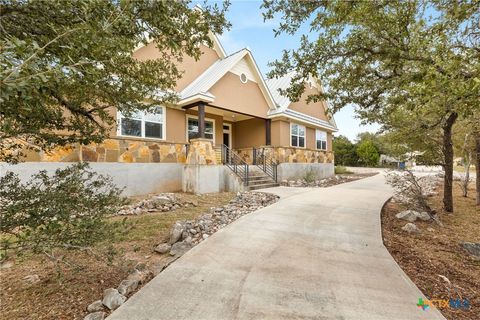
[
  {"left": 335, "top": 165, "right": 353, "bottom": 174},
  {"left": 0, "top": 192, "right": 235, "bottom": 320}
]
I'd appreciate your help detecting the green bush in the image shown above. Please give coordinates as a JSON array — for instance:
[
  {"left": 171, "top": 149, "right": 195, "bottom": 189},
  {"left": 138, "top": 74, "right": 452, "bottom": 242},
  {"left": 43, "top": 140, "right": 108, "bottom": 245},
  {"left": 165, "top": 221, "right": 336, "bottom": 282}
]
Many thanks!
[
  {"left": 303, "top": 168, "right": 317, "bottom": 183},
  {"left": 335, "top": 166, "right": 353, "bottom": 174},
  {"left": 0, "top": 163, "right": 126, "bottom": 259}
]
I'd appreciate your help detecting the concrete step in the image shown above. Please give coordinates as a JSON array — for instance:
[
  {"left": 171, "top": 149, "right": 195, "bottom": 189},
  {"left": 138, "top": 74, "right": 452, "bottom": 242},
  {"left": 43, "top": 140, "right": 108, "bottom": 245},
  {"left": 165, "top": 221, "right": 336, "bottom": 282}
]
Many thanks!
[
  {"left": 248, "top": 183, "right": 280, "bottom": 190},
  {"left": 248, "top": 178, "right": 275, "bottom": 185}
]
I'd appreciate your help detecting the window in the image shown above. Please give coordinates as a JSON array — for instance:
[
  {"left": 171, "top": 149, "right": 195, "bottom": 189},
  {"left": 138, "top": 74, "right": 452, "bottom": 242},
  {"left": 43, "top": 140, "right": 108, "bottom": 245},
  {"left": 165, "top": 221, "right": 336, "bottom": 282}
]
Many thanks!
[
  {"left": 187, "top": 117, "right": 214, "bottom": 141},
  {"left": 291, "top": 123, "right": 305, "bottom": 148},
  {"left": 117, "top": 106, "right": 165, "bottom": 139},
  {"left": 316, "top": 130, "right": 327, "bottom": 150}
]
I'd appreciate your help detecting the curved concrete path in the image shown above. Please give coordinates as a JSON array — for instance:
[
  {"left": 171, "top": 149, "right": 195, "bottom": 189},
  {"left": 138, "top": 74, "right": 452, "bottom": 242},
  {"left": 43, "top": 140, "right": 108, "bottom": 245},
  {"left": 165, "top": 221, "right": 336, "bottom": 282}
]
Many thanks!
[{"left": 108, "top": 174, "right": 445, "bottom": 320}]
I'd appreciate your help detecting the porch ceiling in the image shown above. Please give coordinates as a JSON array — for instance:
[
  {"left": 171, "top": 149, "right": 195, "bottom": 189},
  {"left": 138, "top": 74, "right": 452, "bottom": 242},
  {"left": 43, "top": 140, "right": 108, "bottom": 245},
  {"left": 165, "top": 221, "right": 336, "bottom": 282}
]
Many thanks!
[{"left": 188, "top": 105, "right": 254, "bottom": 122}]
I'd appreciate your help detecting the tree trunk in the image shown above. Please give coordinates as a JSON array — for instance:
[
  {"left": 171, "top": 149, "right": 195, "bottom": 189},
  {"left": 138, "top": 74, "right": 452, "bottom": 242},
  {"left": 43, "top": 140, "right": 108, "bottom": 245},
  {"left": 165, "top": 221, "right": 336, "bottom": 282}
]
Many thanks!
[
  {"left": 442, "top": 112, "right": 458, "bottom": 213},
  {"left": 476, "top": 133, "right": 480, "bottom": 206}
]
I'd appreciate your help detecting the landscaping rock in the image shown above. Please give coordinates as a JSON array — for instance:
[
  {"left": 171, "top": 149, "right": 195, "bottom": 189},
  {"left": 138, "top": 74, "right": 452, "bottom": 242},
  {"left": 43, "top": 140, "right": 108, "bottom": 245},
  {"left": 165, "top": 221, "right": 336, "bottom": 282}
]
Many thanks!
[
  {"left": 402, "top": 223, "right": 421, "bottom": 234},
  {"left": 102, "top": 288, "right": 126, "bottom": 310},
  {"left": 169, "top": 241, "right": 192, "bottom": 257},
  {"left": 115, "top": 193, "right": 198, "bottom": 216},
  {"left": 460, "top": 242, "right": 480, "bottom": 259},
  {"left": 396, "top": 210, "right": 419, "bottom": 222},
  {"left": 169, "top": 221, "right": 185, "bottom": 244},
  {"left": 23, "top": 274, "right": 40, "bottom": 284},
  {"left": 154, "top": 243, "right": 171, "bottom": 254},
  {"left": 126, "top": 269, "right": 151, "bottom": 284},
  {"left": 84, "top": 312, "right": 105, "bottom": 320},
  {"left": 165, "top": 192, "right": 279, "bottom": 248},
  {"left": 151, "top": 261, "right": 168, "bottom": 276},
  {"left": 86, "top": 300, "right": 104, "bottom": 312},
  {"left": 117, "top": 279, "right": 139, "bottom": 296},
  {"left": 415, "top": 211, "right": 431, "bottom": 221}
]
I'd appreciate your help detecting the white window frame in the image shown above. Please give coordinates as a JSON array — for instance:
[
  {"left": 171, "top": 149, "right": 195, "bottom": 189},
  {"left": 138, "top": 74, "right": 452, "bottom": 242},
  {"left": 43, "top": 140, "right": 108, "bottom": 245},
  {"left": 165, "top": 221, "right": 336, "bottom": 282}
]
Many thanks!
[
  {"left": 186, "top": 115, "right": 216, "bottom": 143},
  {"left": 290, "top": 123, "right": 306, "bottom": 148},
  {"left": 116, "top": 106, "right": 166, "bottom": 140},
  {"left": 315, "top": 129, "right": 328, "bottom": 151},
  {"left": 223, "top": 123, "right": 232, "bottom": 148}
]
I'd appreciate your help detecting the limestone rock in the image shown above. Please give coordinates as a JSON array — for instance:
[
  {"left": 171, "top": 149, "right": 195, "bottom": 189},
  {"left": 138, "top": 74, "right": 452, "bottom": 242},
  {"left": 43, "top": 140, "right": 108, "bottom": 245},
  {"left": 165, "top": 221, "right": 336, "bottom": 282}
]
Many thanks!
[
  {"left": 169, "top": 221, "right": 185, "bottom": 244},
  {"left": 154, "top": 243, "right": 171, "bottom": 254},
  {"left": 84, "top": 312, "right": 105, "bottom": 320},
  {"left": 102, "top": 288, "right": 126, "bottom": 310},
  {"left": 126, "top": 269, "right": 151, "bottom": 284},
  {"left": 461, "top": 242, "right": 480, "bottom": 259},
  {"left": 415, "top": 211, "right": 431, "bottom": 221},
  {"left": 86, "top": 300, "right": 104, "bottom": 312},
  {"left": 23, "top": 274, "right": 40, "bottom": 284},
  {"left": 169, "top": 241, "right": 192, "bottom": 257},
  {"left": 402, "top": 223, "right": 420, "bottom": 234},
  {"left": 396, "top": 210, "right": 419, "bottom": 222},
  {"left": 117, "top": 279, "right": 139, "bottom": 296}
]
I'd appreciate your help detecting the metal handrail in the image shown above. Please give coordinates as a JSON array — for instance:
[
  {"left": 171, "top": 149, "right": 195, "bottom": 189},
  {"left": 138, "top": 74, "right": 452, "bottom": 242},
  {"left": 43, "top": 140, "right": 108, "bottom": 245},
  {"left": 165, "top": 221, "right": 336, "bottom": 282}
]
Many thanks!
[
  {"left": 221, "top": 144, "right": 249, "bottom": 186},
  {"left": 253, "top": 147, "right": 277, "bottom": 182}
]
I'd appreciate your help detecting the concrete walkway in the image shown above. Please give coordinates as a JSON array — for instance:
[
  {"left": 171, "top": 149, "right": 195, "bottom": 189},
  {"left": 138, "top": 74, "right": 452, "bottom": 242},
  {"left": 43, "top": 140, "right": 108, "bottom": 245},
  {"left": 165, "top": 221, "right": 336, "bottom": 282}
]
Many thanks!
[{"left": 108, "top": 174, "right": 445, "bottom": 320}]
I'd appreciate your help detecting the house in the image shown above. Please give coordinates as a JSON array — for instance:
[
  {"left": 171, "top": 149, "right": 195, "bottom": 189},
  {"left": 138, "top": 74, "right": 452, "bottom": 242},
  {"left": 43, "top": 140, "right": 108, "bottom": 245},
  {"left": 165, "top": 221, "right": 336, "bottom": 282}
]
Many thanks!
[{"left": 15, "top": 33, "right": 337, "bottom": 194}]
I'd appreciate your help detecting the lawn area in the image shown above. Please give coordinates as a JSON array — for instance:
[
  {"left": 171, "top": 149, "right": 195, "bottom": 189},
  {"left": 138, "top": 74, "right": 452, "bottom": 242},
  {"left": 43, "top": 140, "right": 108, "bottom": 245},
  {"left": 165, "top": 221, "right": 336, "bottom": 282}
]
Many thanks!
[
  {"left": 382, "top": 181, "right": 479, "bottom": 320},
  {"left": 453, "top": 165, "right": 476, "bottom": 173},
  {"left": 0, "top": 192, "right": 234, "bottom": 320}
]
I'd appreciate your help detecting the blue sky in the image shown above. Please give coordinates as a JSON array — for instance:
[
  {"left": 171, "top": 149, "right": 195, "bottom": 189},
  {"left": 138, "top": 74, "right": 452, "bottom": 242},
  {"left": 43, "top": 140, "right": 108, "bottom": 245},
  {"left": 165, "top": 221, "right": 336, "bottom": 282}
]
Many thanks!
[{"left": 196, "top": 0, "right": 380, "bottom": 141}]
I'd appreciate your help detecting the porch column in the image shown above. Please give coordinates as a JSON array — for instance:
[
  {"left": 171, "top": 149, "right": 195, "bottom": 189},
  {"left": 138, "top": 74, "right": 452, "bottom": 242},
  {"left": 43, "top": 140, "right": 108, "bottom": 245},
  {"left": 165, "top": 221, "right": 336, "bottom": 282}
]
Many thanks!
[
  {"left": 265, "top": 118, "right": 271, "bottom": 145},
  {"left": 198, "top": 102, "right": 206, "bottom": 139}
]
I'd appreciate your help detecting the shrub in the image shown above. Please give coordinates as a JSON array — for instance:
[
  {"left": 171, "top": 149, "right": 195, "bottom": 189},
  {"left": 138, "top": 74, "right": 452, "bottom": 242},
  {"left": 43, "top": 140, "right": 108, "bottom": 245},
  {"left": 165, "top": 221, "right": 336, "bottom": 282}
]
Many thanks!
[
  {"left": 335, "top": 166, "right": 353, "bottom": 174},
  {"left": 0, "top": 163, "right": 127, "bottom": 260},
  {"left": 303, "top": 168, "right": 317, "bottom": 183}
]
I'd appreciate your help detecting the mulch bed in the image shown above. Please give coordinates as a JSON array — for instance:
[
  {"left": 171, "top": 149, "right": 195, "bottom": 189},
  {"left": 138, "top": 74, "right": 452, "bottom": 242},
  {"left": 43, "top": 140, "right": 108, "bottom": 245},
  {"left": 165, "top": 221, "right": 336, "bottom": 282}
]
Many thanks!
[{"left": 381, "top": 182, "right": 479, "bottom": 320}]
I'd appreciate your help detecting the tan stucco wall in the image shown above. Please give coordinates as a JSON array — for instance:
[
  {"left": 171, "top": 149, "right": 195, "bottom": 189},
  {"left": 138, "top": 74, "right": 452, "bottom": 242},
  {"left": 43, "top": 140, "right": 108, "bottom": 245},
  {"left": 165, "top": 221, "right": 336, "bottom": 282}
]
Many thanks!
[
  {"left": 271, "top": 120, "right": 290, "bottom": 147},
  {"left": 288, "top": 86, "right": 329, "bottom": 122},
  {"left": 209, "top": 72, "right": 270, "bottom": 119},
  {"left": 132, "top": 43, "right": 219, "bottom": 91},
  {"left": 166, "top": 107, "right": 187, "bottom": 143},
  {"left": 327, "top": 132, "right": 333, "bottom": 152},
  {"left": 271, "top": 119, "right": 334, "bottom": 152},
  {"left": 306, "top": 127, "right": 315, "bottom": 150},
  {"left": 234, "top": 118, "right": 265, "bottom": 149}
]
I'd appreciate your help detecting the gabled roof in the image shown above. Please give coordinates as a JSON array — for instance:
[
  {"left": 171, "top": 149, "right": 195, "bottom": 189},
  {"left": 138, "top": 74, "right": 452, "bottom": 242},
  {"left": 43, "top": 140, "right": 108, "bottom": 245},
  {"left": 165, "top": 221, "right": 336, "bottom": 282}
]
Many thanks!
[
  {"left": 178, "top": 49, "right": 277, "bottom": 110},
  {"left": 265, "top": 72, "right": 337, "bottom": 130}
]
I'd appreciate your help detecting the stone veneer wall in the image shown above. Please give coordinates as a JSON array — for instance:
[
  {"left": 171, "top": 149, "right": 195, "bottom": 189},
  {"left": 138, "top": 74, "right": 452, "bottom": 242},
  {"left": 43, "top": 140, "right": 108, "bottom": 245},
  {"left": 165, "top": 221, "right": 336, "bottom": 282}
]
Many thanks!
[
  {"left": 236, "top": 146, "right": 334, "bottom": 164},
  {"left": 21, "top": 138, "right": 187, "bottom": 163},
  {"left": 185, "top": 138, "right": 217, "bottom": 165}
]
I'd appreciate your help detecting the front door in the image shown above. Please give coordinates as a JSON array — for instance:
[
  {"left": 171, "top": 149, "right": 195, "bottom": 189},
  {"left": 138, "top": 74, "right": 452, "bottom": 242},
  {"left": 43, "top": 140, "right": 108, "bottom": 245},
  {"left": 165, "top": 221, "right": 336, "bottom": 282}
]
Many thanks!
[{"left": 223, "top": 124, "right": 232, "bottom": 148}]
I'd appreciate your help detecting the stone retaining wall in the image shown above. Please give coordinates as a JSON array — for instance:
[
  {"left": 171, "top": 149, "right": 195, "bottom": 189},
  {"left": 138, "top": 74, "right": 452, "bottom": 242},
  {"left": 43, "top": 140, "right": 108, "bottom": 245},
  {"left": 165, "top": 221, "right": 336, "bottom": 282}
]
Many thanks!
[
  {"left": 20, "top": 138, "right": 187, "bottom": 164},
  {"left": 236, "top": 146, "right": 334, "bottom": 164}
]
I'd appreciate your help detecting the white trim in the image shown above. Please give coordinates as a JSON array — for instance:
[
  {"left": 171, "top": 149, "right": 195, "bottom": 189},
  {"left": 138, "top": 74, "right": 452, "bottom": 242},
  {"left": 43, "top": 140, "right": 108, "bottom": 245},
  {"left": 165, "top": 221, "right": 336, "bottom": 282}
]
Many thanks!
[
  {"left": 178, "top": 92, "right": 215, "bottom": 106},
  {"left": 179, "top": 49, "right": 278, "bottom": 110},
  {"left": 315, "top": 129, "right": 328, "bottom": 151},
  {"left": 117, "top": 106, "right": 166, "bottom": 140},
  {"left": 269, "top": 108, "right": 338, "bottom": 132},
  {"left": 186, "top": 114, "right": 216, "bottom": 144},
  {"left": 239, "top": 73, "right": 248, "bottom": 83},
  {"left": 290, "top": 122, "right": 306, "bottom": 148},
  {"left": 222, "top": 123, "right": 232, "bottom": 147}
]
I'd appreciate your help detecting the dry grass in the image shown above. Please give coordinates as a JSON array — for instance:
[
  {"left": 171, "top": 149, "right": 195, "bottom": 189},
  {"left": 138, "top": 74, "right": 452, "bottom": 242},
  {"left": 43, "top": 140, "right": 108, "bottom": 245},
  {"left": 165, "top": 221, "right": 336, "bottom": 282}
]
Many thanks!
[
  {"left": 382, "top": 182, "right": 479, "bottom": 320},
  {"left": 0, "top": 192, "right": 234, "bottom": 320}
]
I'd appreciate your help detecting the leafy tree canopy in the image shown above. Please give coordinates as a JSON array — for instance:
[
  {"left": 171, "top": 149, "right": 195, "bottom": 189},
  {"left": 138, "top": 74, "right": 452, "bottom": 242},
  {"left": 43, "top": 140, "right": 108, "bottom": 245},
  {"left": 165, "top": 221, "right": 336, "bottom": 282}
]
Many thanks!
[
  {"left": 262, "top": 0, "right": 479, "bottom": 119},
  {"left": 356, "top": 140, "right": 380, "bottom": 167},
  {"left": 332, "top": 135, "right": 358, "bottom": 166},
  {"left": 0, "top": 0, "right": 230, "bottom": 162}
]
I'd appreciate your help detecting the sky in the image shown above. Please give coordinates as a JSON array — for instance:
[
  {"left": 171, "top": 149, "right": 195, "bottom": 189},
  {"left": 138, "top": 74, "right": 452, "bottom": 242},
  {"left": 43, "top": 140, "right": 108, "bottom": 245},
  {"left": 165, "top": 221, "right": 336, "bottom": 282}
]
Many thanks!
[{"left": 195, "top": 0, "right": 380, "bottom": 141}]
